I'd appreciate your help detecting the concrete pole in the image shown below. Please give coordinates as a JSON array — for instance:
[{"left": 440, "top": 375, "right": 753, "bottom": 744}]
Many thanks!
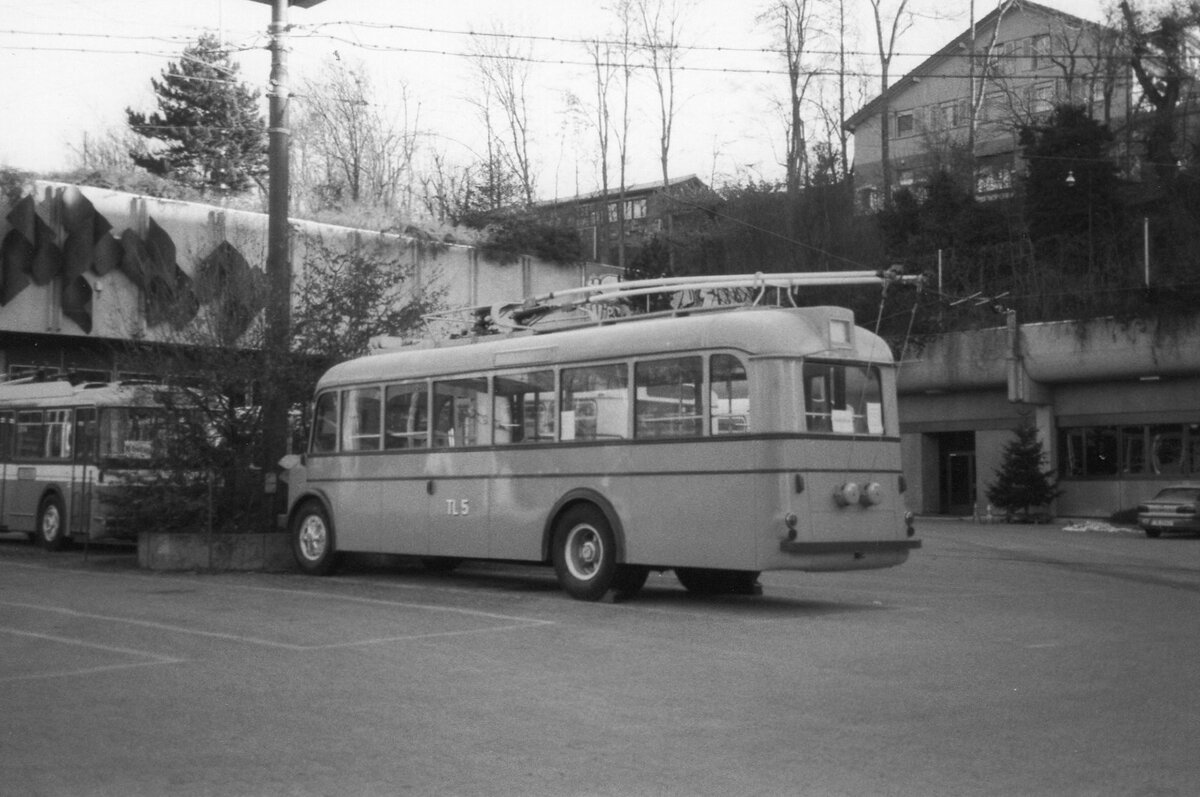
[{"left": 263, "top": 0, "right": 291, "bottom": 507}]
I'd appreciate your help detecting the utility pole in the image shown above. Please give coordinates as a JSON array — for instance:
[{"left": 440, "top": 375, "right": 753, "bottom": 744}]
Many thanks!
[{"left": 247, "top": 0, "right": 327, "bottom": 515}]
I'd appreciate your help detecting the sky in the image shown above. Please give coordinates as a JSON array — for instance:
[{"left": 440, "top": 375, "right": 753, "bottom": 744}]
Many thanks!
[{"left": 0, "top": 0, "right": 1108, "bottom": 200}]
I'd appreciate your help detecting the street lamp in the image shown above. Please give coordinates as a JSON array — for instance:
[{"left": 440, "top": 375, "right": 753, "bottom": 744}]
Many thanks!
[{"left": 245, "top": 0, "right": 327, "bottom": 509}]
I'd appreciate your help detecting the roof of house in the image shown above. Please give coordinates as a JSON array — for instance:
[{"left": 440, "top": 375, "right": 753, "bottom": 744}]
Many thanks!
[
  {"left": 536, "top": 174, "right": 706, "bottom": 208},
  {"left": 844, "top": 0, "right": 1102, "bottom": 131}
]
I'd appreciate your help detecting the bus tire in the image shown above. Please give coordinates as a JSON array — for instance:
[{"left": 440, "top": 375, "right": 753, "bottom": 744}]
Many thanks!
[
  {"left": 37, "top": 494, "right": 70, "bottom": 551},
  {"left": 292, "top": 500, "right": 338, "bottom": 576},
  {"left": 552, "top": 505, "right": 618, "bottom": 601}
]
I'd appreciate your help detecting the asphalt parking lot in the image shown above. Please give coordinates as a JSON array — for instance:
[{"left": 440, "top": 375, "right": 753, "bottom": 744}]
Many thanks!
[{"left": 3, "top": 519, "right": 1199, "bottom": 797}]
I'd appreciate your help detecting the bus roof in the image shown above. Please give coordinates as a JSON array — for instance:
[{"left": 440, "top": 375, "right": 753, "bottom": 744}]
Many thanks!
[
  {"left": 319, "top": 305, "right": 896, "bottom": 390},
  {"left": 0, "top": 381, "right": 168, "bottom": 409}
]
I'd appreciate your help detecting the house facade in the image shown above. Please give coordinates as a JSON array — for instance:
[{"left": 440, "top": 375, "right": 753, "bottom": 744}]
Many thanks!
[
  {"left": 845, "top": 0, "right": 1131, "bottom": 207},
  {"left": 536, "top": 175, "right": 709, "bottom": 266}
]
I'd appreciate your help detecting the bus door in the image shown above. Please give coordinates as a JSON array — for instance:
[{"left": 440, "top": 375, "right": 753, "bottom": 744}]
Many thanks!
[
  {"left": 7, "top": 409, "right": 47, "bottom": 530},
  {"left": 0, "top": 411, "right": 12, "bottom": 528},
  {"left": 71, "top": 408, "right": 97, "bottom": 536},
  {"left": 426, "top": 378, "right": 490, "bottom": 558}
]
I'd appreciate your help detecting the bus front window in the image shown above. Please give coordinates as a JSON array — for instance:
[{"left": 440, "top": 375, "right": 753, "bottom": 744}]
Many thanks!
[
  {"left": 803, "top": 362, "right": 885, "bottom": 435},
  {"left": 98, "top": 407, "right": 169, "bottom": 463}
]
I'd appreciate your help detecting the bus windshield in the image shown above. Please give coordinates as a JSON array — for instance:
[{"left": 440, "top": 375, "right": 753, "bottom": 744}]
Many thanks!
[
  {"left": 803, "top": 361, "right": 885, "bottom": 435},
  {"left": 98, "top": 406, "right": 177, "bottom": 464}
]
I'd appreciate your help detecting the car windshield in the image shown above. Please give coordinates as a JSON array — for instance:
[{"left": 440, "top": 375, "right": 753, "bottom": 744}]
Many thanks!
[{"left": 1154, "top": 487, "right": 1200, "bottom": 501}]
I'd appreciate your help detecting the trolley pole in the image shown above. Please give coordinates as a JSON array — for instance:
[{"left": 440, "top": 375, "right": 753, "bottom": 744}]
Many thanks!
[{"left": 248, "top": 0, "right": 328, "bottom": 522}]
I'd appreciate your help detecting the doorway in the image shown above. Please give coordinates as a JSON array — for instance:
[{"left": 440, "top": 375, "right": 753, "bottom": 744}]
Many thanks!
[{"left": 937, "top": 431, "right": 977, "bottom": 515}]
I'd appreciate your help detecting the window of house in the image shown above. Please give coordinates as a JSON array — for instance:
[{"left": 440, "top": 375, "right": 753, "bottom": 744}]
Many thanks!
[
  {"left": 1030, "top": 34, "right": 1049, "bottom": 70},
  {"left": 895, "top": 112, "right": 914, "bottom": 137}
]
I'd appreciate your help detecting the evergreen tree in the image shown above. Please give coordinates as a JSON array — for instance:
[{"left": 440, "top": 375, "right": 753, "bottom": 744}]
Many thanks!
[
  {"left": 126, "top": 33, "right": 266, "bottom": 193},
  {"left": 987, "top": 423, "right": 1062, "bottom": 520}
]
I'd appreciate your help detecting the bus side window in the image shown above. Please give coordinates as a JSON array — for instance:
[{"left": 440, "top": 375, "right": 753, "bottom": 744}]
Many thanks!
[
  {"left": 635, "top": 356, "right": 703, "bottom": 439},
  {"left": 493, "top": 371, "right": 555, "bottom": 444},
  {"left": 385, "top": 382, "right": 429, "bottom": 449},
  {"left": 45, "top": 409, "right": 72, "bottom": 459},
  {"left": 561, "top": 364, "right": 629, "bottom": 441},
  {"left": 0, "top": 411, "right": 13, "bottom": 460},
  {"left": 311, "top": 392, "right": 339, "bottom": 453},
  {"left": 341, "top": 387, "right": 382, "bottom": 452},
  {"left": 16, "top": 410, "right": 45, "bottom": 460},
  {"left": 710, "top": 354, "right": 749, "bottom": 435},
  {"left": 75, "top": 408, "right": 98, "bottom": 464},
  {"left": 433, "top": 378, "right": 489, "bottom": 448}
]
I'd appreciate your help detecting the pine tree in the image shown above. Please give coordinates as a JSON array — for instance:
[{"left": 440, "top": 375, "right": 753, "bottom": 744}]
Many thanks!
[
  {"left": 126, "top": 33, "right": 266, "bottom": 193},
  {"left": 986, "top": 423, "right": 1062, "bottom": 521}
]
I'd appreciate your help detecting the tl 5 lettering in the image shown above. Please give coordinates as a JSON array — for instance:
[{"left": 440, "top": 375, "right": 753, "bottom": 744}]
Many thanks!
[{"left": 446, "top": 499, "right": 471, "bottom": 516}]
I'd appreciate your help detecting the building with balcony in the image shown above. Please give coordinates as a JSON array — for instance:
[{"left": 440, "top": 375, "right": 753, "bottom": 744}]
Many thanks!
[{"left": 845, "top": 0, "right": 1131, "bottom": 208}]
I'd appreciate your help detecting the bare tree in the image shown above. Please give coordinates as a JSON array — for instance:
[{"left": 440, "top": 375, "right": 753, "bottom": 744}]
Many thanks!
[
  {"left": 69, "top": 129, "right": 141, "bottom": 172},
  {"left": 637, "top": 0, "right": 686, "bottom": 270},
  {"left": 295, "top": 57, "right": 419, "bottom": 213},
  {"left": 469, "top": 30, "right": 537, "bottom": 207},
  {"left": 867, "top": 0, "right": 915, "bottom": 206}
]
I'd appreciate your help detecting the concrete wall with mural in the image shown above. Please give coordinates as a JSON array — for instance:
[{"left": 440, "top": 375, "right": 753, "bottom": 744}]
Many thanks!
[{"left": 0, "top": 182, "right": 619, "bottom": 374}]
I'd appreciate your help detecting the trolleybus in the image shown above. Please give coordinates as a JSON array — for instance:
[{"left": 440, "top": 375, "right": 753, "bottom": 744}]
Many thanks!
[
  {"left": 282, "top": 272, "right": 921, "bottom": 600},
  {"left": 0, "top": 380, "right": 183, "bottom": 548}
]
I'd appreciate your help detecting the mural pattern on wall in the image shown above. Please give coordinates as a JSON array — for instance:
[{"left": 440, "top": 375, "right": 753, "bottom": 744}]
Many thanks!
[{"left": 0, "top": 186, "right": 263, "bottom": 339}]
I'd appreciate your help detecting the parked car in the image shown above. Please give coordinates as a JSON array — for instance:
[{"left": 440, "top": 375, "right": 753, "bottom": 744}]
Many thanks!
[{"left": 1137, "top": 483, "right": 1200, "bottom": 538}]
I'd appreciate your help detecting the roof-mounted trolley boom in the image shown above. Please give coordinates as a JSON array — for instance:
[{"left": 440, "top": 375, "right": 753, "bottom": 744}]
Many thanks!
[{"left": 412, "top": 268, "right": 924, "bottom": 341}]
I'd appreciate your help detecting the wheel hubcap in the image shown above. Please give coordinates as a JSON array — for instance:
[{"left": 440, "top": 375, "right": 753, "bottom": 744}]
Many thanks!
[
  {"left": 566, "top": 525, "right": 602, "bottom": 581},
  {"left": 299, "top": 517, "right": 326, "bottom": 561}
]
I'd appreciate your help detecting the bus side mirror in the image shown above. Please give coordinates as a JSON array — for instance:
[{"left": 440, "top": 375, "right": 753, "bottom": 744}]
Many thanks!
[{"left": 278, "top": 454, "right": 302, "bottom": 470}]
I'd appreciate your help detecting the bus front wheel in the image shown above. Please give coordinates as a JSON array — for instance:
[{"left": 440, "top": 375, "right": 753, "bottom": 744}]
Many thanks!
[
  {"left": 552, "top": 505, "right": 618, "bottom": 601},
  {"left": 292, "top": 500, "right": 338, "bottom": 576},
  {"left": 37, "top": 494, "right": 69, "bottom": 551}
]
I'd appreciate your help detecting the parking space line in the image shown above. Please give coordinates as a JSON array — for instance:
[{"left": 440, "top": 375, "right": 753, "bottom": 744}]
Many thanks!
[{"left": 0, "top": 625, "right": 185, "bottom": 684}]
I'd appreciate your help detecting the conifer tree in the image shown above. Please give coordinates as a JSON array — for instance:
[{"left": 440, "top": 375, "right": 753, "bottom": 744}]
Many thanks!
[
  {"left": 986, "top": 423, "right": 1062, "bottom": 520},
  {"left": 126, "top": 33, "right": 266, "bottom": 193}
]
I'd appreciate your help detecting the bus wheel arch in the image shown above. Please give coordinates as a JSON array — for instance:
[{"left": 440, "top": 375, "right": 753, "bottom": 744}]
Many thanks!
[
  {"left": 290, "top": 495, "right": 339, "bottom": 575},
  {"left": 542, "top": 490, "right": 627, "bottom": 565},
  {"left": 36, "top": 490, "right": 70, "bottom": 551}
]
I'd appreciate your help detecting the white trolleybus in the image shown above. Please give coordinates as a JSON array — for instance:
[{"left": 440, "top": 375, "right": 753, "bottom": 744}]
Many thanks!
[
  {"left": 282, "top": 272, "right": 922, "bottom": 600},
  {"left": 0, "top": 380, "right": 179, "bottom": 548}
]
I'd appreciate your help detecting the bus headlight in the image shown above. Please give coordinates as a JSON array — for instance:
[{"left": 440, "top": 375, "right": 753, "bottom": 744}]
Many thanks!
[
  {"left": 833, "top": 482, "right": 860, "bottom": 507},
  {"left": 905, "top": 511, "right": 916, "bottom": 537},
  {"left": 860, "top": 481, "right": 882, "bottom": 506},
  {"left": 783, "top": 512, "right": 799, "bottom": 540}
]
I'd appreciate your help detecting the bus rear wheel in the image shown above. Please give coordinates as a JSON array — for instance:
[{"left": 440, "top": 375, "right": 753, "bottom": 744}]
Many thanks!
[
  {"left": 552, "top": 505, "right": 618, "bottom": 601},
  {"left": 292, "top": 500, "right": 338, "bottom": 576},
  {"left": 37, "top": 494, "right": 70, "bottom": 551},
  {"left": 675, "top": 567, "right": 762, "bottom": 596}
]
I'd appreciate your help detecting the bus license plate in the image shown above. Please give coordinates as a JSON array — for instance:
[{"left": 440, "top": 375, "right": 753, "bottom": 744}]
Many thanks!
[{"left": 1149, "top": 519, "right": 1175, "bottom": 527}]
